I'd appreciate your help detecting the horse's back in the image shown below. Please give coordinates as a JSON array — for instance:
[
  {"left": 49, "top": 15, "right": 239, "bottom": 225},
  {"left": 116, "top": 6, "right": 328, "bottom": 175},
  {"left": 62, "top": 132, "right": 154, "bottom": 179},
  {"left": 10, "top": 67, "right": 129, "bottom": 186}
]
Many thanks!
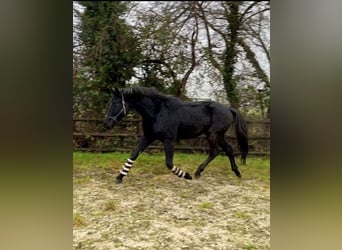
[
  {"left": 149, "top": 98, "right": 233, "bottom": 139},
  {"left": 174, "top": 101, "right": 212, "bottom": 139},
  {"left": 176, "top": 100, "right": 233, "bottom": 138}
]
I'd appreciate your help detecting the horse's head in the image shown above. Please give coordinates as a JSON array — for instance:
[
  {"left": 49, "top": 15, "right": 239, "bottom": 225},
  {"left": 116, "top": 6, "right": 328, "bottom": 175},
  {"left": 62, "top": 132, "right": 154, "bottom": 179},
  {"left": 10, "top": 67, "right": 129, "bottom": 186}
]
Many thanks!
[{"left": 104, "top": 87, "right": 128, "bottom": 129}]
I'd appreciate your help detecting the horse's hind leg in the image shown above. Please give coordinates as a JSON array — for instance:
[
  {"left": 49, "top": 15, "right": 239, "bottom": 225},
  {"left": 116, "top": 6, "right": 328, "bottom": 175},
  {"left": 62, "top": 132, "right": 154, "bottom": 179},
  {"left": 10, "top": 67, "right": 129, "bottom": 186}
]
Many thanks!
[
  {"left": 194, "top": 134, "right": 219, "bottom": 178},
  {"left": 218, "top": 136, "right": 241, "bottom": 177}
]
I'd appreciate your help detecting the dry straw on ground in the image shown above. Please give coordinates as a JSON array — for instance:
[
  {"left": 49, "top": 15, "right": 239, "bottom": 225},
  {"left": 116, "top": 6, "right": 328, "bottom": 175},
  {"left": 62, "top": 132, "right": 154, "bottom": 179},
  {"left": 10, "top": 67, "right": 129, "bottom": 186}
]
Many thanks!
[{"left": 73, "top": 170, "right": 270, "bottom": 250}]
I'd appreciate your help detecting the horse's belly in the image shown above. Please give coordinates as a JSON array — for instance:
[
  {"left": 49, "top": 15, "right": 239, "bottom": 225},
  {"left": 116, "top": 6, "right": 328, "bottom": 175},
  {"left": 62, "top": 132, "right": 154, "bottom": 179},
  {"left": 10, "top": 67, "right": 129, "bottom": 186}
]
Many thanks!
[{"left": 177, "top": 125, "right": 206, "bottom": 139}]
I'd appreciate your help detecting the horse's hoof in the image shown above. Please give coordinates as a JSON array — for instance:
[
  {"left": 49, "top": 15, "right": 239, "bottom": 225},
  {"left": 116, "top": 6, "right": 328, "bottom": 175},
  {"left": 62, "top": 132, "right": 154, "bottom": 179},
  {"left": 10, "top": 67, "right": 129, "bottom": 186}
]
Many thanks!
[
  {"left": 184, "top": 173, "right": 192, "bottom": 180},
  {"left": 115, "top": 178, "right": 123, "bottom": 184},
  {"left": 235, "top": 171, "right": 242, "bottom": 178},
  {"left": 194, "top": 173, "right": 201, "bottom": 179}
]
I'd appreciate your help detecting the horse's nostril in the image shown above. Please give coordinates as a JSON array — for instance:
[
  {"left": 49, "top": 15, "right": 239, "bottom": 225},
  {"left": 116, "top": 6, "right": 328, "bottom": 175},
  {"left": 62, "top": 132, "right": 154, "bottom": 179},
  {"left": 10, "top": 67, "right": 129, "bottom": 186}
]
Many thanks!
[{"left": 104, "top": 122, "right": 110, "bottom": 130}]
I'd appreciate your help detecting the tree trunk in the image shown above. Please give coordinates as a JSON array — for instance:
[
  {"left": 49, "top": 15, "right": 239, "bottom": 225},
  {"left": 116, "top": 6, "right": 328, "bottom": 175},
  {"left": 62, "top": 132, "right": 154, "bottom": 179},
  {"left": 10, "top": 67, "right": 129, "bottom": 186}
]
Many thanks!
[{"left": 222, "top": 2, "right": 240, "bottom": 108}]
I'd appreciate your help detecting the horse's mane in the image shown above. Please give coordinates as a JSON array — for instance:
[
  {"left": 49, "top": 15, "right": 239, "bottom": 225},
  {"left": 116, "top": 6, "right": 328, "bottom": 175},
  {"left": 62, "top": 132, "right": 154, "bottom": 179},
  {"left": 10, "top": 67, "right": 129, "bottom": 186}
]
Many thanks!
[{"left": 122, "top": 86, "right": 171, "bottom": 100}]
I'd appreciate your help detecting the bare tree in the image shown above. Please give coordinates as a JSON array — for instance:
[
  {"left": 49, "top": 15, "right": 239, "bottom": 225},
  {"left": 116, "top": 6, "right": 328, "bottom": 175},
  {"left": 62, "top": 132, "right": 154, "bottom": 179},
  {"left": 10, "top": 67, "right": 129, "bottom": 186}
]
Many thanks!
[
  {"left": 132, "top": 1, "right": 201, "bottom": 97},
  {"left": 77, "top": 1, "right": 271, "bottom": 116},
  {"left": 198, "top": 1, "right": 270, "bottom": 115}
]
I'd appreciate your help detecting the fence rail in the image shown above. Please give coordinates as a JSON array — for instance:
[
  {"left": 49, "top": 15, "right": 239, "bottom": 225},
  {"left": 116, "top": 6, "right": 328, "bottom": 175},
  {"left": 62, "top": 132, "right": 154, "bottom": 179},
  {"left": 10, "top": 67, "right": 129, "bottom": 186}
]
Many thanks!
[{"left": 73, "top": 116, "right": 270, "bottom": 155}]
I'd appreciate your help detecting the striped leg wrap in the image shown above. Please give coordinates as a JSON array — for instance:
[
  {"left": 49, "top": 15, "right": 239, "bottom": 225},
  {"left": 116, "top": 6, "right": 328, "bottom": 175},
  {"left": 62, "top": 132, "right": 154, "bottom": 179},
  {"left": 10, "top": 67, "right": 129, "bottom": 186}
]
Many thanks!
[
  {"left": 171, "top": 166, "right": 186, "bottom": 178},
  {"left": 119, "top": 159, "right": 134, "bottom": 176}
]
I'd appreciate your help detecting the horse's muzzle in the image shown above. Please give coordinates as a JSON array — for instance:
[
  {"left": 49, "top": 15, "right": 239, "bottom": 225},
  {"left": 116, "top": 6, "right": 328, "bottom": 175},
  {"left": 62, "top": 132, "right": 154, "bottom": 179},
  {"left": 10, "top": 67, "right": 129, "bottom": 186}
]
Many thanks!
[{"left": 104, "top": 118, "right": 115, "bottom": 130}]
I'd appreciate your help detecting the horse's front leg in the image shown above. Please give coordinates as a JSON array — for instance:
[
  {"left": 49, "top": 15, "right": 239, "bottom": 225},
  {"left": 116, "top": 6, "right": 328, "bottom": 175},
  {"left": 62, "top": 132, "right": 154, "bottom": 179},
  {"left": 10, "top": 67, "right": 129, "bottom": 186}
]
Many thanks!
[
  {"left": 116, "top": 136, "right": 154, "bottom": 183},
  {"left": 163, "top": 139, "right": 192, "bottom": 180}
]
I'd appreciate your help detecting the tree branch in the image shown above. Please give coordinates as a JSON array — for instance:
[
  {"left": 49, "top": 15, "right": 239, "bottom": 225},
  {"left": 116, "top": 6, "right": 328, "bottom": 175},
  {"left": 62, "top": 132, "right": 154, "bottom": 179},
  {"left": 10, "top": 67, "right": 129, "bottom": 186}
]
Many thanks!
[
  {"left": 180, "top": 1, "right": 200, "bottom": 93},
  {"left": 237, "top": 37, "right": 270, "bottom": 88},
  {"left": 198, "top": 3, "right": 223, "bottom": 74},
  {"left": 240, "top": 8, "right": 270, "bottom": 25},
  {"left": 244, "top": 24, "right": 270, "bottom": 63}
]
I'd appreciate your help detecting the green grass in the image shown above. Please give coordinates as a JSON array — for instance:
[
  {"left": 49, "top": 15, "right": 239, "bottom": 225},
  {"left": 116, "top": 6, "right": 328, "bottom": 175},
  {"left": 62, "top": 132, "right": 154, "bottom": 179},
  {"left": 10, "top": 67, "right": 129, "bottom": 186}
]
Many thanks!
[
  {"left": 73, "top": 151, "right": 269, "bottom": 182},
  {"left": 243, "top": 242, "right": 257, "bottom": 249},
  {"left": 73, "top": 176, "right": 91, "bottom": 184},
  {"left": 198, "top": 201, "right": 214, "bottom": 209},
  {"left": 234, "top": 211, "right": 251, "bottom": 219},
  {"left": 73, "top": 213, "right": 86, "bottom": 227}
]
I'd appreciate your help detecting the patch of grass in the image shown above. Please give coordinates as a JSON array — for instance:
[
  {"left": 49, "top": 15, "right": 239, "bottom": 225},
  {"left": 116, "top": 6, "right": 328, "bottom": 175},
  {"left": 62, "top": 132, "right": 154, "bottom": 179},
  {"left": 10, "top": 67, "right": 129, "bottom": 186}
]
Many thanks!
[
  {"left": 198, "top": 201, "right": 213, "bottom": 209},
  {"left": 73, "top": 151, "right": 129, "bottom": 171},
  {"left": 103, "top": 200, "right": 117, "bottom": 211},
  {"left": 73, "top": 176, "right": 91, "bottom": 184},
  {"left": 243, "top": 242, "right": 257, "bottom": 249},
  {"left": 239, "top": 156, "right": 270, "bottom": 182},
  {"left": 234, "top": 211, "right": 251, "bottom": 219},
  {"left": 73, "top": 213, "right": 86, "bottom": 227},
  {"left": 73, "top": 152, "right": 270, "bottom": 183}
]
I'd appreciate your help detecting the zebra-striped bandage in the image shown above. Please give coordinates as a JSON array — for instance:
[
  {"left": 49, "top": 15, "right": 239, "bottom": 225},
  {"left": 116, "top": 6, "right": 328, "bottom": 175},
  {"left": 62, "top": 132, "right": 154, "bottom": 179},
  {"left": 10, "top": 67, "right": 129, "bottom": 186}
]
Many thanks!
[
  {"left": 171, "top": 165, "right": 186, "bottom": 178},
  {"left": 119, "top": 158, "right": 134, "bottom": 176}
]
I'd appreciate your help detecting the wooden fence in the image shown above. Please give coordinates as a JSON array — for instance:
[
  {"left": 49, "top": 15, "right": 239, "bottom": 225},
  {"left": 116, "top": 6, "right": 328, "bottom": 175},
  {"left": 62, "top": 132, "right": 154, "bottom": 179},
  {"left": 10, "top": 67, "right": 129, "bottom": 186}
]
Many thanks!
[{"left": 73, "top": 115, "right": 270, "bottom": 155}]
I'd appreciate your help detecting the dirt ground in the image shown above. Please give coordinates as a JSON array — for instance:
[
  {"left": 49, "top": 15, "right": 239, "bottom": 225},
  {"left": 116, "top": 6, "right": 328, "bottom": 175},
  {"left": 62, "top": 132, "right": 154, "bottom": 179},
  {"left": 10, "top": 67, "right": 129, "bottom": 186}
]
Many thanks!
[{"left": 73, "top": 169, "right": 270, "bottom": 250}]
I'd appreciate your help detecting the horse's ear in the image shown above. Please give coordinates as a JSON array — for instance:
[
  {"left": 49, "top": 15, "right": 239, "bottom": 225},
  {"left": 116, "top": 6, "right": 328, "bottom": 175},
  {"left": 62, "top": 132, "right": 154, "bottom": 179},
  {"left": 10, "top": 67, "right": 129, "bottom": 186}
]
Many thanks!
[{"left": 111, "top": 87, "right": 121, "bottom": 97}]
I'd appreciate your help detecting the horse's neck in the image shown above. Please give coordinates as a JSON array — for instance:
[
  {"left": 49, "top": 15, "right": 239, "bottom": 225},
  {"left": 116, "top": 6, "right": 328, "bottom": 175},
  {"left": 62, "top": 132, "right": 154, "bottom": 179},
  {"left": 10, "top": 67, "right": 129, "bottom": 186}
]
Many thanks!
[{"left": 130, "top": 96, "right": 156, "bottom": 119}]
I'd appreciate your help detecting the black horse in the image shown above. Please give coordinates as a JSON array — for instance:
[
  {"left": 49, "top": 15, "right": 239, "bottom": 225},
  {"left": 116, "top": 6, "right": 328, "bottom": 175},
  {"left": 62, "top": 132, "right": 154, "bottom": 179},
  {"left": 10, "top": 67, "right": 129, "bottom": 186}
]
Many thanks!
[{"left": 104, "top": 86, "right": 248, "bottom": 183}]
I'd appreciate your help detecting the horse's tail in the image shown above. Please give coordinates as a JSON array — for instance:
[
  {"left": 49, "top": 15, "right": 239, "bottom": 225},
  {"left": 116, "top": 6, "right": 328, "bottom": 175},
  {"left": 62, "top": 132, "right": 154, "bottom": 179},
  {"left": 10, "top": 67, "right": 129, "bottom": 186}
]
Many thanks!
[{"left": 230, "top": 108, "right": 248, "bottom": 164}]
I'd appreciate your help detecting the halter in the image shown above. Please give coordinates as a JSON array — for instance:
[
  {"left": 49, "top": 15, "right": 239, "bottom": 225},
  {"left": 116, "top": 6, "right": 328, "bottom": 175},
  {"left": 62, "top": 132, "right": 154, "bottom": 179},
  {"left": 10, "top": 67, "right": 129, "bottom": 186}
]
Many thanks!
[{"left": 106, "top": 92, "right": 127, "bottom": 122}]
